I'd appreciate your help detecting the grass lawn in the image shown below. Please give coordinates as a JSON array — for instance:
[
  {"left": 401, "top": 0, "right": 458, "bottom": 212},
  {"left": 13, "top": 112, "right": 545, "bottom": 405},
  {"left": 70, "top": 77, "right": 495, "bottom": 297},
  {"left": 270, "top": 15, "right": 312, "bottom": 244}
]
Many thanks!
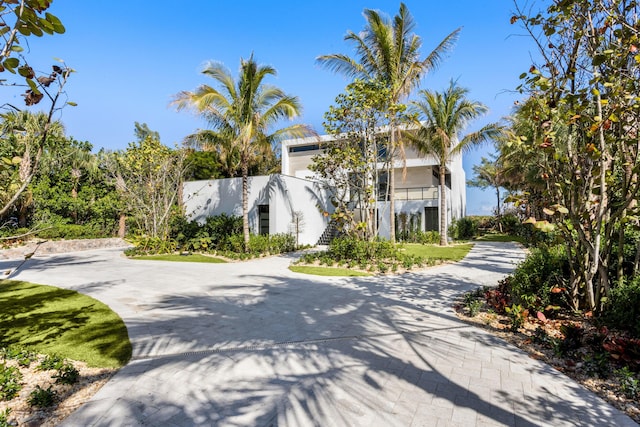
[
  {"left": 0, "top": 280, "right": 131, "bottom": 368},
  {"left": 476, "top": 233, "right": 525, "bottom": 244},
  {"left": 402, "top": 243, "right": 473, "bottom": 262},
  {"left": 289, "top": 265, "right": 372, "bottom": 277},
  {"left": 132, "top": 253, "right": 227, "bottom": 263}
]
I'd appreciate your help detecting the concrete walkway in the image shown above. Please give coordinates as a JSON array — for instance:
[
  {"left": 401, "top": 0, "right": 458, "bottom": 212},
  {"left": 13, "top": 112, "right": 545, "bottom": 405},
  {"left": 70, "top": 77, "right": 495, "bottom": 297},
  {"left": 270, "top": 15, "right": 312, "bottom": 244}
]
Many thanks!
[{"left": 2, "top": 242, "right": 637, "bottom": 426}]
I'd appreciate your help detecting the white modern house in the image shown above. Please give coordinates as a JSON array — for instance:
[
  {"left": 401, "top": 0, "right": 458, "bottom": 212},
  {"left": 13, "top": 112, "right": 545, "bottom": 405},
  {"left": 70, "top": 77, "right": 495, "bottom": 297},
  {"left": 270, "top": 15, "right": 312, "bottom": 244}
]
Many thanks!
[
  {"left": 182, "top": 132, "right": 466, "bottom": 245},
  {"left": 282, "top": 135, "right": 466, "bottom": 238}
]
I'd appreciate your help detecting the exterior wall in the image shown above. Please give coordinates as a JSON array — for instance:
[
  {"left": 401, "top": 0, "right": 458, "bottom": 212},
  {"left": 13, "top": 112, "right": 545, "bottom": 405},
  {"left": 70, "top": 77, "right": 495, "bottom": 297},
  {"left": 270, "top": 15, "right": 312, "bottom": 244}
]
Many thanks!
[
  {"left": 447, "top": 152, "right": 466, "bottom": 220},
  {"left": 281, "top": 134, "right": 333, "bottom": 177},
  {"left": 182, "top": 174, "right": 334, "bottom": 246}
]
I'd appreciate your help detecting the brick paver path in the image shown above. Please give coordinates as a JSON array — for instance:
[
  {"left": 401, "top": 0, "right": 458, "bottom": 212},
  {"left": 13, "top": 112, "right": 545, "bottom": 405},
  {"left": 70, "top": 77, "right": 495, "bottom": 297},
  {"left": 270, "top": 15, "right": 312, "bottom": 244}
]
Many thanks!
[{"left": 3, "top": 242, "right": 636, "bottom": 426}]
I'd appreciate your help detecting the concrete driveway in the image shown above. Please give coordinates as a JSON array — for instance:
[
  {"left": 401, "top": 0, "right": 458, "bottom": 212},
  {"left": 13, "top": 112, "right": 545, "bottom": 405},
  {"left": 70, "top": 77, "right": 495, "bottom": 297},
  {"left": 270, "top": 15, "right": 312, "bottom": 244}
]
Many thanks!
[{"left": 2, "top": 242, "right": 637, "bottom": 426}]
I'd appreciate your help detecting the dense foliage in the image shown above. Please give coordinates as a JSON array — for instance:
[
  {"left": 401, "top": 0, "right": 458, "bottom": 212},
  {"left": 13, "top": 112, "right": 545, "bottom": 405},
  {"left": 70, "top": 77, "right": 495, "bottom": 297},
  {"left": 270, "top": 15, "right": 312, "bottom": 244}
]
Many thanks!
[
  {"left": 501, "top": 1, "right": 640, "bottom": 311},
  {"left": 125, "top": 214, "right": 296, "bottom": 258}
]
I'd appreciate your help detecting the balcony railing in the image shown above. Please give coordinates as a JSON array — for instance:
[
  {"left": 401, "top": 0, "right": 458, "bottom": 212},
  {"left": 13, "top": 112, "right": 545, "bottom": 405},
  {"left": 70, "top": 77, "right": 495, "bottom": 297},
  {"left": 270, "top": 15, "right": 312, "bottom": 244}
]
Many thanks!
[{"left": 378, "top": 186, "right": 439, "bottom": 201}]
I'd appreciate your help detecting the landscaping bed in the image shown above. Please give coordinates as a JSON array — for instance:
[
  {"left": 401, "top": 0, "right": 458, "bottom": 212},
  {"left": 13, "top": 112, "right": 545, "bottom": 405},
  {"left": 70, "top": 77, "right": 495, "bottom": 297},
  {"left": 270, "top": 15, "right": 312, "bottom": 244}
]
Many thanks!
[
  {"left": 294, "top": 238, "right": 473, "bottom": 275},
  {"left": 0, "top": 348, "right": 115, "bottom": 427}
]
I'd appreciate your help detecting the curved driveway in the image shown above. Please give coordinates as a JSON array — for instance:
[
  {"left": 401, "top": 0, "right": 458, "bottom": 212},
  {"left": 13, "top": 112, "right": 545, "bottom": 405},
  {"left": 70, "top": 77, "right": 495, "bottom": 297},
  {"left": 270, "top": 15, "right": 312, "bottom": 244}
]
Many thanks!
[{"left": 3, "top": 242, "right": 637, "bottom": 426}]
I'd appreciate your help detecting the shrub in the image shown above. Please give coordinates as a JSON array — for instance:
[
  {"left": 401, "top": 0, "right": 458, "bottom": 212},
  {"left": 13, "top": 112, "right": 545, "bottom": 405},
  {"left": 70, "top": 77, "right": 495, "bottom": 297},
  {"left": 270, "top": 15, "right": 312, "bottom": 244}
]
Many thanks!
[
  {"left": 37, "top": 354, "right": 64, "bottom": 371},
  {"left": 0, "top": 363, "right": 22, "bottom": 401},
  {"left": 505, "top": 244, "right": 568, "bottom": 311},
  {"left": 500, "top": 213, "right": 520, "bottom": 234},
  {"left": 28, "top": 385, "right": 57, "bottom": 408},
  {"left": 203, "top": 214, "right": 243, "bottom": 250},
  {"left": 1, "top": 346, "right": 36, "bottom": 367},
  {"left": 0, "top": 408, "right": 11, "bottom": 427},
  {"left": 53, "top": 362, "right": 80, "bottom": 385},
  {"left": 266, "top": 233, "right": 296, "bottom": 254},
  {"left": 35, "top": 223, "right": 109, "bottom": 240},
  {"left": 616, "top": 367, "right": 640, "bottom": 399},
  {"left": 125, "top": 236, "right": 177, "bottom": 256},
  {"left": 605, "top": 276, "right": 640, "bottom": 337},
  {"left": 451, "top": 217, "right": 477, "bottom": 240}
]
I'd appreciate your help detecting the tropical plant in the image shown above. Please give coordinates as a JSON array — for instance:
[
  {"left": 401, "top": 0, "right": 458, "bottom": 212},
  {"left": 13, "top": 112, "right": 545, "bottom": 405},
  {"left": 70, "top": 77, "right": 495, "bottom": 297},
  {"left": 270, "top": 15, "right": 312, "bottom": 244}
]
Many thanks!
[
  {"left": 467, "top": 154, "right": 506, "bottom": 231},
  {"left": 409, "top": 81, "right": 502, "bottom": 245},
  {"left": 0, "top": 0, "right": 65, "bottom": 91},
  {"left": 312, "top": 79, "right": 390, "bottom": 240},
  {"left": 105, "top": 124, "right": 187, "bottom": 239},
  {"left": 317, "top": 2, "right": 460, "bottom": 242},
  {"left": 173, "top": 55, "right": 312, "bottom": 250},
  {"left": 506, "top": 1, "right": 640, "bottom": 311},
  {"left": 0, "top": 111, "right": 65, "bottom": 221}
]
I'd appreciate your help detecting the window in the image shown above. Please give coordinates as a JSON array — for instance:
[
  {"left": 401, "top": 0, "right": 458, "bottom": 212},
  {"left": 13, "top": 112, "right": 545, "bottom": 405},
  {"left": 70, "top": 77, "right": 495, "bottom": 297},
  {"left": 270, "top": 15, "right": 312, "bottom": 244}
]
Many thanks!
[
  {"left": 258, "top": 205, "right": 269, "bottom": 235},
  {"left": 432, "top": 167, "right": 452, "bottom": 189},
  {"left": 288, "top": 144, "right": 320, "bottom": 153}
]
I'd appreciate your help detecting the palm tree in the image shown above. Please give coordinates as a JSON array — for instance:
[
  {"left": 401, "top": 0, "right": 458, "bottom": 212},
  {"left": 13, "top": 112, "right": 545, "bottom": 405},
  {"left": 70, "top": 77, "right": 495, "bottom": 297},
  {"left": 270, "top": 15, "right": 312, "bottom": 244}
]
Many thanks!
[
  {"left": 0, "top": 111, "right": 64, "bottom": 217},
  {"left": 410, "top": 81, "right": 502, "bottom": 245},
  {"left": 173, "top": 55, "right": 312, "bottom": 250},
  {"left": 467, "top": 155, "right": 505, "bottom": 231},
  {"left": 317, "top": 3, "right": 460, "bottom": 242}
]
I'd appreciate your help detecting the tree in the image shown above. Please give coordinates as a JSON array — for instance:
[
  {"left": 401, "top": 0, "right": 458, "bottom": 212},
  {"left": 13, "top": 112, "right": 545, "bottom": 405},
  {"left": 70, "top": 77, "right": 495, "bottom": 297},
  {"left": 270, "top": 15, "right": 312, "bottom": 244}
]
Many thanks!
[
  {"left": 468, "top": 155, "right": 505, "bottom": 231},
  {"left": 173, "top": 55, "right": 312, "bottom": 250},
  {"left": 106, "top": 126, "right": 186, "bottom": 239},
  {"left": 0, "top": 0, "right": 65, "bottom": 100},
  {"left": 31, "top": 138, "right": 119, "bottom": 234},
  {"left": 409, "top": 81, "right": 502, "bottom": 245},
  {"left": 311, "top": 79, "right": 390, "bottom": 240},
  {"left": 317, "top": 2, "right": 460, "bottom": 242},
  {"left": 0, "top": 111, "right": 65, "bottom": 220},
  {"left": 507, "top": 0, "right": 640, "bottom": 311}
]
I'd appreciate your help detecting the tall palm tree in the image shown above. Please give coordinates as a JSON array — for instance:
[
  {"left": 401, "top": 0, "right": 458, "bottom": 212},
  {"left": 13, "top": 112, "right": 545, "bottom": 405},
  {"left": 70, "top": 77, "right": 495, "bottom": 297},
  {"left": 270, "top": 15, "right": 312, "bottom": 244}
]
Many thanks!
[
  {"left": 317, "top": 3, "right": 459, "bottom": 242},
  {"left": 173, "top": 55, "right": 312, "bottom": 250},
  {"left": 410, "top": 81, "right": 502, "bottom": 245}
]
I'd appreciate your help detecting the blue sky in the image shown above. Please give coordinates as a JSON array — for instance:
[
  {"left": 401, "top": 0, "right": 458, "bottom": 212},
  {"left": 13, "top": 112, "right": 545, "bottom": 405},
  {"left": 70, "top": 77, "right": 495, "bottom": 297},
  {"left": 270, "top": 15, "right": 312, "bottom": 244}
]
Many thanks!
[{"left": 14, "top": 1, "right": 537, "bottom": 215}]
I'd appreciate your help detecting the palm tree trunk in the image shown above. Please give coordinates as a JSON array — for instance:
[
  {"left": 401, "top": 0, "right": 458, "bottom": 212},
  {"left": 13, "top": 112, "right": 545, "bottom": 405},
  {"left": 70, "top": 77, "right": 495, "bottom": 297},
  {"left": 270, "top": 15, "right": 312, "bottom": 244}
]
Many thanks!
[
  {"left": 242, "top": 160, "right": 250, "bottom": 253},
  {"left": 389, "top": 127, "right": 396, "bottom": 243},
  {"left": 439, "top": 165, "right": 447, "bottom": 246},
  {"left": 118, "top": 213, "right": 126, "bottom": 238},
  {"left": 496, "top": 186, "right": 503, "bottom": 233}
]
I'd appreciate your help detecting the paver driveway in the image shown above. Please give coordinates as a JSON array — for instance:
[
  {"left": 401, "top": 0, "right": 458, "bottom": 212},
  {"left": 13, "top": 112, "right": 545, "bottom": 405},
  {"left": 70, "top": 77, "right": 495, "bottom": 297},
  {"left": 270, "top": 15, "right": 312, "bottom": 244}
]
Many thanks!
[{"left": 2, "top": 242, "right": 637, "bottom": 426}]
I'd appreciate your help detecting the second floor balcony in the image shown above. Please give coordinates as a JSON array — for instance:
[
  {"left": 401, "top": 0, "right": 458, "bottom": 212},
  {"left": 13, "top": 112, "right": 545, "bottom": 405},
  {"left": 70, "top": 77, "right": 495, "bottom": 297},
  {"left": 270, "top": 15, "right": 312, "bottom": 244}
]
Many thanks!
[{"left": 378, "top": 186, "right": 440, "bottom": 201}]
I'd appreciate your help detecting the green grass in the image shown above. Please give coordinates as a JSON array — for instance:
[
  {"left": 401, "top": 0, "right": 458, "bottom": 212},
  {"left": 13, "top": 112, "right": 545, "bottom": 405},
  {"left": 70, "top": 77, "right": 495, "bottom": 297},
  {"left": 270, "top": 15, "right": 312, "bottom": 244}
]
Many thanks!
[
  {"left": 132, "top": 253, "right": 227, "bottom": 263},
  {"left": 0, "top": 280, "right": 131, "bottom": 368},
  {"left": 402, "top": 243, "right": 473, "bottom": 262},
  {"left": 476, "top": 233, "right": 525, "bottom": 244},
  {"left": 289, "top": 265, "right": 372, "bottom": 277}
]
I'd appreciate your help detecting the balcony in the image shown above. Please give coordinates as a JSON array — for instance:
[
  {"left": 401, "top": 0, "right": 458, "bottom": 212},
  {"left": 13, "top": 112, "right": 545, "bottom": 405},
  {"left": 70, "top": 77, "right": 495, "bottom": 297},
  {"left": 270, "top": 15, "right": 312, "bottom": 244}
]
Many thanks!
[{"left": 378, "top": 186, "right": 439, "bottom": 201}]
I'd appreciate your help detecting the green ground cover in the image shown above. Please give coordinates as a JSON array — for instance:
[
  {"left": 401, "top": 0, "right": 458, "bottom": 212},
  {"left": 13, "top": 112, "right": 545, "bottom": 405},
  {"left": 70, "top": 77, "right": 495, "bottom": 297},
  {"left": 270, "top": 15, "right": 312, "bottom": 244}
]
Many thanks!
[
  {"left": 475, "top": 233, "right": 525, "bottom": 244},
  {"left": 132, "top": 253, "right": 227, "bottom": 263},
  {"left": 289, "top": 265, "right": 372, "bottom": 277},
  {"left": 0, "top": 280, "right": 131, "bottom": 368},
  {"left": 402, "top": 243, "right": 473, "bottom": 261}
]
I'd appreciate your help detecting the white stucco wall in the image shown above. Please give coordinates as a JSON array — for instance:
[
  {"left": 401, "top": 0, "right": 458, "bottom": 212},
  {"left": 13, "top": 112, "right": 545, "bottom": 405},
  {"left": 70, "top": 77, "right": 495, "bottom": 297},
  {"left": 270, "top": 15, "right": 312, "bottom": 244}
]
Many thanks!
[
  {"left": 448, "top": 153, "right": 466, "bottom": 220},
  {"left": 182, "top": 175, "right": 334, "bottom": 246}
]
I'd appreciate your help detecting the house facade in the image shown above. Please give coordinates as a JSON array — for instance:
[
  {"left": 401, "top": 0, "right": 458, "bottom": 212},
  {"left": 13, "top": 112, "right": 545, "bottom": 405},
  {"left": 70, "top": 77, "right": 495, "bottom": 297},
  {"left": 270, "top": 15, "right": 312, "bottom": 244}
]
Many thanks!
[
  {"left": 282, "top": 135, "right": 466, "bottom": 239},
  {"left": 182, "top": 132, "right": 466, "bottom": 245},
  {"left": 182, "top": 174, "right": 334, "bottom": 246}
]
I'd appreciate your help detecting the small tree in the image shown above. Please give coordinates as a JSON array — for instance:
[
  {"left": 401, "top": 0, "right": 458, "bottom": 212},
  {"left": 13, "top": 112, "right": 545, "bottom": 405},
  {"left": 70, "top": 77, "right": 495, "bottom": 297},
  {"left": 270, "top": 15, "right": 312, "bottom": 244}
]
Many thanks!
[
  {"left": 106, "top": 125, "right": 187, "bottom": 239},
  {"left": 290, "top": 211, "right": 305, "bottom": 247},
  {"left": 311, "top": 80, "right": 390, "bottom": 240}
]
